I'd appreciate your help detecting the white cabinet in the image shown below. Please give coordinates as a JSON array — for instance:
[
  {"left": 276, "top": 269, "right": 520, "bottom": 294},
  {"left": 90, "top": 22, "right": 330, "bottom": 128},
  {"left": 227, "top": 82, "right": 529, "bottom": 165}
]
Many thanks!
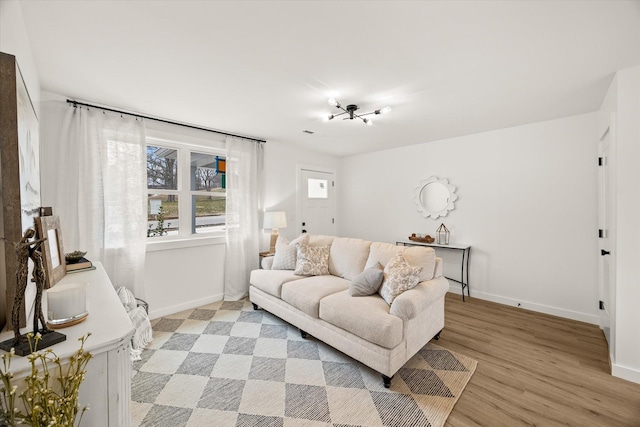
[{"left": 0, "top": 262, "right": 135, "bottom": 426}]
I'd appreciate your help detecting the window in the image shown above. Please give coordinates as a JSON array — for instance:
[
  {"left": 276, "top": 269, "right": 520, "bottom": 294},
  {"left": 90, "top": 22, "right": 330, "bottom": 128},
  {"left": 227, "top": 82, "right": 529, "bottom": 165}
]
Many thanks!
[{"left": 147, "top": 138, "right": 225, "bottom": 238}]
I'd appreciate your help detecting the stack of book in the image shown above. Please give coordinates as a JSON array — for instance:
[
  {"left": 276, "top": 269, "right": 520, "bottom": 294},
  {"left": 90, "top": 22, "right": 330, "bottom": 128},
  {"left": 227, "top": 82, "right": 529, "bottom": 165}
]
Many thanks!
[{"left": 66, "top": 257, "right": 95, "bottom": 273}]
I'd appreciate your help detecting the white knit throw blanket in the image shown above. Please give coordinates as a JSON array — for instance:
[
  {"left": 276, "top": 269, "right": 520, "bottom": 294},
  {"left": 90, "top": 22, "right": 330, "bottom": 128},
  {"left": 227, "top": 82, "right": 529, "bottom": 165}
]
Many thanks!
[{"left": 128, "top": 306, "right": 153, "bottom": 361}]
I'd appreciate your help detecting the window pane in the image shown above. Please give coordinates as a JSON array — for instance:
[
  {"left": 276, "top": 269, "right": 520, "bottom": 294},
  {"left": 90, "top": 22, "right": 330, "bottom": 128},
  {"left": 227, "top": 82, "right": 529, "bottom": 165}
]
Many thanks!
[
  {"left": 191, "top": 152, "right": 225, "bottom": 191},
  {"left": 308, "top": 178, "right": 328, "bottom": 199},
  {"left": 147, "top": 146, "right": 178, "bottom": 190},
  {"left": 148, "top": 195, "right": 179, "bottom": 237},
  {"left": 192, "top": 194, "right": 226, "bottom": 234}
]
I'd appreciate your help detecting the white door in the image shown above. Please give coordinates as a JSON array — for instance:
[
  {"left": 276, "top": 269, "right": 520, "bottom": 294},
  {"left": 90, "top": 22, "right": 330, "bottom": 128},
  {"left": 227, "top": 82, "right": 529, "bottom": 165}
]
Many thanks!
[
  {"left": 597, "top": 118, "right": 615, "bottom": 348},
  {"left": 298, "top": 168, "right": 336, "bottom": 235}
]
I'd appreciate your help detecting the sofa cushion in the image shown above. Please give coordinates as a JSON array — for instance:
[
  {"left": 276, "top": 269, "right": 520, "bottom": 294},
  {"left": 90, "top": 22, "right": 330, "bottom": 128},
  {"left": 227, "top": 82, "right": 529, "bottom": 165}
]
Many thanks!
[
  {"left": 364, "top": 242, "right": 404, "bottom": 270},
  {"left": 349, "top": 263, "right": 384, "bottom": 297},
  {"left": 402, "top": 246, "right": 436, "bottom": 282},
  {"left": 250, "top": 269, "right": 305, "bottom": 298},
  {"left": 379, "top": 253, "right": 423, "bottom": 305},
  {"left": 294, "top": 244, "right": 330, "bottom": 276},
  {"left": 272, "top": 234, "right": 309, "bottom": 270},
  {"left": 307, "top": 234, "right": 335, "bottom": 247},
  {"left": 281, "top": 275, "right": 350, "bottom": 318},
  {"left": 329, "top": 237, "right": 372, "bottom": 280},
  {"left": 320, "top": 290, "right": 404, "bottom": 349}
]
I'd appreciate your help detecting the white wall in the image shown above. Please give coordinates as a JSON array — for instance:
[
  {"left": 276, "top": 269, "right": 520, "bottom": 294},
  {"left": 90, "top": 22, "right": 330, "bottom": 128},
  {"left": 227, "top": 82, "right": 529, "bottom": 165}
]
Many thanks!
[
  {"left": 339, "top": 113, "right": 600, "bottom": 323},
  {"left": 602, "top": 65, "right": 640, "bottom": 384},
  {"left": 0, "top": 0, "right": 40, "bottom": 113}
]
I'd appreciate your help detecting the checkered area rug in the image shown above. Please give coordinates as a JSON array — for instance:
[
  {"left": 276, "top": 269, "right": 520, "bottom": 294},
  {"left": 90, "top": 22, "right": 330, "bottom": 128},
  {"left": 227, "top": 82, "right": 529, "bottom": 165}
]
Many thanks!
[{"left": 131, "top": 299, "right": 477, "bottom": 427}]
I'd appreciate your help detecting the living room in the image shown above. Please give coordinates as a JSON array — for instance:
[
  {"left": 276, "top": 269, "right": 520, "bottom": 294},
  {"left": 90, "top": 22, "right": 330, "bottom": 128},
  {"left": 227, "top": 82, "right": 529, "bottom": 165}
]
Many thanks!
[{"left": 1, "top": 1, "right": 640, "bottom": 426}]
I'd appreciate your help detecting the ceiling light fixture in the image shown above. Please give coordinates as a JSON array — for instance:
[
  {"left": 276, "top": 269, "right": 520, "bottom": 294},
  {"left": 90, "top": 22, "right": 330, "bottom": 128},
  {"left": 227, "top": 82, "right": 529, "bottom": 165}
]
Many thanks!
[{"left": 324, "top": 98, "right": 391, "bottom": 126}]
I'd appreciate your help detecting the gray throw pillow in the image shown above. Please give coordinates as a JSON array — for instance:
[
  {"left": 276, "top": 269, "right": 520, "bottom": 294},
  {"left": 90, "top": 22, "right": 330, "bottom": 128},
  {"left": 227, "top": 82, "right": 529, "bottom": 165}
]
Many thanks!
[{"left": 349, "top": 263, "right": 384, "bottom": 296}]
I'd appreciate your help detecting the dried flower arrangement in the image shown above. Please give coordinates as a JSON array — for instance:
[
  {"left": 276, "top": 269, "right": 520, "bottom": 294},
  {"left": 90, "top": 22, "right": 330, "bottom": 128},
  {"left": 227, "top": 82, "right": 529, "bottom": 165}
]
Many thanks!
[{"left": 0, "top": 333, "right": 92, "bottom": 427}]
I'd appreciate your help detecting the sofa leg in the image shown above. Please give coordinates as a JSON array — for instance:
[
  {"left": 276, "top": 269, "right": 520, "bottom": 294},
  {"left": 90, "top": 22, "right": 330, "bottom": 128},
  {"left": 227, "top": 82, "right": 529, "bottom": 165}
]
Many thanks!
[
  {"left": 434, "top": 329, "right": 442, "bottom": 340},
  {"left": 300, "top": 329, "right": 308, "bottom": 339},
  {"left": 252, "top": 303, "right": 259, "bottom": 310},
  {"left": 382, "top": 374, "right": 393, "bottom": 389}
]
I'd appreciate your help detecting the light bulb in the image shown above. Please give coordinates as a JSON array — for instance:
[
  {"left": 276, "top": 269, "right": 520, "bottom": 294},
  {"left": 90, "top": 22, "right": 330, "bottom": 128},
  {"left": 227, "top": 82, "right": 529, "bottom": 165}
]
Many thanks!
[
  {"left": 364, "top": 118, "right": 373, "bottom": 126},
  {"left": 380, "top": 106, "right": 392, "bottom": 114},
  {"left": 328, "top": 98, "right": 338, "bottom": 107}
]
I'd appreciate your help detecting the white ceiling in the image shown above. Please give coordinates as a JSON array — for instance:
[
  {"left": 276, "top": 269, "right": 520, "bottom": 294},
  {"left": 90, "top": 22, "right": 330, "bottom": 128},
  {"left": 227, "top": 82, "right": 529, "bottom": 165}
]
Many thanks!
[{"left": 20, "top": 1, "right": 640, "bottom": 157}]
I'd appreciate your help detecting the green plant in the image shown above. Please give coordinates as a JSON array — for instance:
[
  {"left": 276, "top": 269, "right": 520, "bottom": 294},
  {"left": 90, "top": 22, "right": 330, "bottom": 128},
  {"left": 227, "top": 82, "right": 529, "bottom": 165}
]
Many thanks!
[
  {"left": 0, "top": 333, "right": 92, "bottom": 427},
  {"left": 147, "top": 205, "right": 172, "bottom": 237}
]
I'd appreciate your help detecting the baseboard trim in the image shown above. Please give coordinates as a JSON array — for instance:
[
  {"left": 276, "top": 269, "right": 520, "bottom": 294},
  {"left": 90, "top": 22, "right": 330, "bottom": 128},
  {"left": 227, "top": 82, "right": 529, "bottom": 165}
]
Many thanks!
[
  {"left": 449, "top": 285, "right": 600, "bottom": 325},
  {"left": 148, "top": 293, "right": 224, "bottom": 320},
  {"left": 612, "top": 363, "right": 640, "bottom": 384}
]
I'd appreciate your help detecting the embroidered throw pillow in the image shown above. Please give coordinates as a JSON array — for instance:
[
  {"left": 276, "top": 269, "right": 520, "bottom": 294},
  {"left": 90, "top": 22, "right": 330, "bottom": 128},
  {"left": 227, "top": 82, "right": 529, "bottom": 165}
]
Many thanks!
[
  {"left": 272, "top": 234, "right": 309, "bottom": 270},
  {"left": 294, "top": 244, "right": 330, "bottom": 276},
  {"left": 379, "top": 253, "right": 423, "bottom": 305},
  {"left": 349, "top": 263, "right": 384, "bottom": 296}
]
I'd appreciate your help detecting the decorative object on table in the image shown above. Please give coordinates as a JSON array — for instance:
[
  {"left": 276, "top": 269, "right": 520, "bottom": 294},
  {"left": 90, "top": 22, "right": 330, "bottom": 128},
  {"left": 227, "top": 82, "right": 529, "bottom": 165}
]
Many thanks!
[
  {"left": 46, "top": 282, "right": 89, "bottom": 329},
  {"left": 408, "top": 233, "right": 435, "bottom": 243},
  {"left": 0, "top": 333, "right": 92, "bottom": 426},
  {"left": 263, "top": 211, "right": 287, "bottom": 253},
  {"left": 65, "top": 250, "right": 87, "bottom": 263},
  {"left": 65, "top": 251, "right": 94, "bottom": 273},
  {"left": 414, "top": 176, "right": 458, "bottom": 219},
  {"left": 34, "top": 215, "right": 66, "bottom": 288},
  {"left": 436, "top": 223, "right": 450, "bottom": 245},
  {"left": 0, "top": 53, "right": 42, "bottom": 331},
  {"left": 0, "top": 228, "right": 66, "bottom": 356}
]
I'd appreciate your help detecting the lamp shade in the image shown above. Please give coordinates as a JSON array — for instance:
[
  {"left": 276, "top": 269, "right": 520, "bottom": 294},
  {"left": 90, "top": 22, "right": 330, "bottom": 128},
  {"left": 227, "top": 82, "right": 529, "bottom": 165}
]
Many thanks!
[{"left": 264, "top": 211, "right": 287, "bottom": 230}]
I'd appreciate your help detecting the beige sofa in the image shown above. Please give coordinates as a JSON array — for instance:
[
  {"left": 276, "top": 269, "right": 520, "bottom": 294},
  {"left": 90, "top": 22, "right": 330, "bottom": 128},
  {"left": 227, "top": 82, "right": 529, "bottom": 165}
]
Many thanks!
[{"left": 249, "top": 235, "right": 449, "bottom": 388}]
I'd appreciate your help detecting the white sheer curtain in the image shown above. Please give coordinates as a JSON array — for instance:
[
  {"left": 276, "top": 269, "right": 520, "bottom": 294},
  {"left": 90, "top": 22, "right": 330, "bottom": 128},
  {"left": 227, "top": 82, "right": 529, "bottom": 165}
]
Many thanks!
[
  {"left": 224, "top": 136, "right": 264, "bottom": 300},
  {"left": 45, "top": 105, "right": 147, "bottom": 298}
]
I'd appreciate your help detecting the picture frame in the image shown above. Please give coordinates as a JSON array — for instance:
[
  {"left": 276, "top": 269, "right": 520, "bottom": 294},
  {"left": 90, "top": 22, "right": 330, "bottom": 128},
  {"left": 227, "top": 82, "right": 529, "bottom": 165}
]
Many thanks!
[
  {"left": 35, "top": 215, "right": 66, "bottom": 288},
  {"left": 1, "top": 52, "right": 42, "bottom": 329}
]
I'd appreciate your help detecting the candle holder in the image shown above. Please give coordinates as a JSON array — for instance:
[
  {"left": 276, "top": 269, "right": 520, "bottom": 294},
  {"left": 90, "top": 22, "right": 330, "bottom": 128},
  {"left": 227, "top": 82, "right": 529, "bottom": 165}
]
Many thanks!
[{"left": 436, "top": 223, "right": 450, "bottom": 245}]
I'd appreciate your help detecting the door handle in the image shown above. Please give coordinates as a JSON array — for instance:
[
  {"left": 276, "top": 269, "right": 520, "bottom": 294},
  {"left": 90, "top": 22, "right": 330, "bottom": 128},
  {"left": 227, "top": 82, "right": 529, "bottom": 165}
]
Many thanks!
[{"left": 601, "top": 249, "right": 611, "bottom": 256}]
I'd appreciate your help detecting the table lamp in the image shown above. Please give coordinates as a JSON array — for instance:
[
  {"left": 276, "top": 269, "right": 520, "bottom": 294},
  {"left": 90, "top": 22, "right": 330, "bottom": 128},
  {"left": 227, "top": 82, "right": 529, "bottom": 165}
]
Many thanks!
[{"left": 264, "top": 211, "right": 287, "bottom": 253}]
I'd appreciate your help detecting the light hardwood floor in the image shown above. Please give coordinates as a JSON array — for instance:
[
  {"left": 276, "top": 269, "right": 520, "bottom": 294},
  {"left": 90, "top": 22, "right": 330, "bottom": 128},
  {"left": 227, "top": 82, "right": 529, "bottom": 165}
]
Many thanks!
[{"left": 440, "top": 292, "right": 640, "bottom": 426}]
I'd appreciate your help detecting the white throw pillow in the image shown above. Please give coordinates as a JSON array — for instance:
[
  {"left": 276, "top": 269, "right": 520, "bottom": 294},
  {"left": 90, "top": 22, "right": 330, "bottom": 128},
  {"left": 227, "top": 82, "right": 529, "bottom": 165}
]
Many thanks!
[
  {"left": 272, "top": 234, "right": 309, "bottom": 270},
  {"left": 294, "top": 244, "right": 330, "bottom": 276},
  {"left": 379, "top": 253, "right": 423, "bottom": 305}
]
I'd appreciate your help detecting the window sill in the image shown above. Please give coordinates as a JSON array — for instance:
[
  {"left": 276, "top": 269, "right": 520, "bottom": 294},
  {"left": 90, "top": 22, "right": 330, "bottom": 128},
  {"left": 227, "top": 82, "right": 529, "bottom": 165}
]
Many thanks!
[{"left": 146, "top": 234, "right": 226, "bottom": 252}]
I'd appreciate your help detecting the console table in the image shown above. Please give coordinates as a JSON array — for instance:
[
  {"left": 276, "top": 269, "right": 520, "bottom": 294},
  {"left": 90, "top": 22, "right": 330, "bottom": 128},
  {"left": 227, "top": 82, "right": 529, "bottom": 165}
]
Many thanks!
[
  {"left": 0, "top": 262, "right": 135, "bottom": 426},
  {"left": 397, "top": 241, "right": 471, "bottom": 301}
]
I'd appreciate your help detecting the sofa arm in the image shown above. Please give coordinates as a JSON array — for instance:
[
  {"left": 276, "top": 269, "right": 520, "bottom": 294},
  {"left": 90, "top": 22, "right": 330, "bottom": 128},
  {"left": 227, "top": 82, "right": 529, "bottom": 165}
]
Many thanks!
[
  {"left": 261, "top": 256, "right": 275, "bottom": 270},
  {"left": 390, "top": 276, "right": 449, "bottom": 320}
]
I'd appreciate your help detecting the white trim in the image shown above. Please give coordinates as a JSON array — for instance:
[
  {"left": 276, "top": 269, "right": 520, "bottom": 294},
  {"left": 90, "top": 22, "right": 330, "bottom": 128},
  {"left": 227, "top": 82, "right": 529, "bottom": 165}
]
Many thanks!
[
  {"left": 148, "top": 292, "right": 225, "bottom": 320},
  {"left": 146, "top": 234, "right": 225, "bottom": 252},
  {"left": 612, "top": 363, "right": 640, "bottom": 384},
  {"left": 447, "top": 286, "right": 600, "bottom": 325}
]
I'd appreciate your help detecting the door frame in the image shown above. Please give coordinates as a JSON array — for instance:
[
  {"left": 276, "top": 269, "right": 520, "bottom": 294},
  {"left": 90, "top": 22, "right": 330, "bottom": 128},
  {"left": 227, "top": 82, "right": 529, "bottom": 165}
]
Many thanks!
[
  {"left": 597, "top": 113, "right": 617, "bottom": 361},
  {"left": 296, "top": 164, "right": 337, "bottom": 236}
]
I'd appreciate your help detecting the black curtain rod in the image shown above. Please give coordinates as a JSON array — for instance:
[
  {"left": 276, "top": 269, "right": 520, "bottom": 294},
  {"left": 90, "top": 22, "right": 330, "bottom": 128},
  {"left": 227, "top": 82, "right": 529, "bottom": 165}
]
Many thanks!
[{"left": 66, "top": 99, "right": 266, "bottom": 144}]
